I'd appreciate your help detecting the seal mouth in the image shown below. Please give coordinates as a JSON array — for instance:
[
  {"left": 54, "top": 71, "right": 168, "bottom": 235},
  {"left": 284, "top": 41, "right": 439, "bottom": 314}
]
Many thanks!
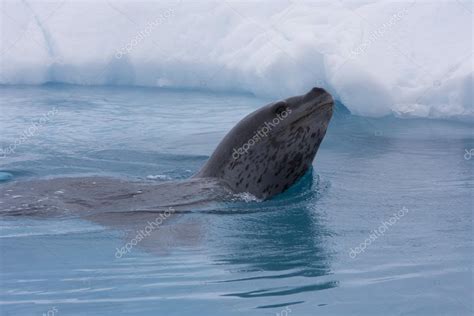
[
  {"left": 317, "top": 101, "right": 334, "bottom": 114},
  {"left": 303, "top": 95, "right": 334, "bottom": 115},
  {"left": 289, "top": 102, "right": 332, "bottom": 127},
  {"left": 285, "top": 92, "right": 333, "bottom": 129}
]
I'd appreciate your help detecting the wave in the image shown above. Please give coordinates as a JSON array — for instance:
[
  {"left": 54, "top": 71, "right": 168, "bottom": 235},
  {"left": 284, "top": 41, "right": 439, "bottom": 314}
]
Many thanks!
[
  {"left": 0, "top": 0, "right": 472, "bottom": 119},
  {"left": 0, "top": 218, "right": 105, "bottom": 238}
]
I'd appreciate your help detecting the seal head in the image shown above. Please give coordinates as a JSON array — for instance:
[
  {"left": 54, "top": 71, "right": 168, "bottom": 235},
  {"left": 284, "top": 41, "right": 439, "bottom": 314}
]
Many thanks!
[{"left": 195, "top": 87, "right": 334, "bottom": 199}]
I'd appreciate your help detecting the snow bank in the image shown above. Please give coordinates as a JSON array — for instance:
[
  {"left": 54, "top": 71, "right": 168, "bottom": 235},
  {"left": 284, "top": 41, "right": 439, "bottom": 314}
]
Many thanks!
[{"left": 0, "top": 0, "right": 472, "bottom": 118}]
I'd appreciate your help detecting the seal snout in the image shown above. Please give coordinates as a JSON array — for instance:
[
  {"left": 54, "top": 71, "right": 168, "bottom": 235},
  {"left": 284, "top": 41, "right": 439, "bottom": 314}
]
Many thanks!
[
  {"left": 308, "top": 87, "right": 328, "bottom": 96},
  {"left": 303, "top": 87, "right": 333, "bottom": 111}
]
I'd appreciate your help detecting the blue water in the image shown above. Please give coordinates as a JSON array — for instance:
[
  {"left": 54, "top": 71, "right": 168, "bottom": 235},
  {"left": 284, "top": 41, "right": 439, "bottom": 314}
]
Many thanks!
[{"left": 0, "top": 85, "right": 472, "bottom": 315}]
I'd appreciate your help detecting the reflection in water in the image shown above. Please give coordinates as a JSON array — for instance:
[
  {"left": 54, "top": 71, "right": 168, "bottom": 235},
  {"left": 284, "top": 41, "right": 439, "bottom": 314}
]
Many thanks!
[
  {"left": 83, "top": 171, "right": 338, "bottom": 306},
  {"left": 208, "top": 172, "right": 338, "bottom": 300}
]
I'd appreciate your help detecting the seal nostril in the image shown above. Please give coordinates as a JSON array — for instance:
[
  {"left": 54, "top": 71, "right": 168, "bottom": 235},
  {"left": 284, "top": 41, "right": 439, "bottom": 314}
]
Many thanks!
[{"left": 311, "top": 87, "right": 327, "bottom": 95}]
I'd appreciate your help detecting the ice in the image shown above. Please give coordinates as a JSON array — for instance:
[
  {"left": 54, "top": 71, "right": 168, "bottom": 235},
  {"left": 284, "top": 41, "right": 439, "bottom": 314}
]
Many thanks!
[{"left": 0, "top": 0, "right": 472, "bottom": 118}]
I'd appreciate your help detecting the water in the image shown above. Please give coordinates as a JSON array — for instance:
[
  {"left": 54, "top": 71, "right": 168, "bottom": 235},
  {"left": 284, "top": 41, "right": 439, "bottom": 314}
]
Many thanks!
[{"left": 0, "top": 85, "right": 472, "bottom": 315}]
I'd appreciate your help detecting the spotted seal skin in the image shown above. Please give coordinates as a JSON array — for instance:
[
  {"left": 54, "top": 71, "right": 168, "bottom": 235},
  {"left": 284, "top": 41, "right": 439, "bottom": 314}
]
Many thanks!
[{"left": 194, "top": 87, "right": 334, "bottom": 200}]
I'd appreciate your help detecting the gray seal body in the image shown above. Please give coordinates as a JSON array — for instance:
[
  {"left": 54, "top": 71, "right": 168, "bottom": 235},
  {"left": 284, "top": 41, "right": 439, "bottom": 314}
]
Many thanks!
[
  {"left": 195, "top": 87, "right": 333, "bottom": 200},
  {"left": 0, "top": 88, "right": 333, "bottom": 217}
]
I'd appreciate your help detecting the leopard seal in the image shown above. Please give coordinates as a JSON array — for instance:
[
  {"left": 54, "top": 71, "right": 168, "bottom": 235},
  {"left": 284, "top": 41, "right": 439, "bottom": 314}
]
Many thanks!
[
  {"left": 195, "top": 87, "right": 333, "bottom": 199},
  {"left": 0, "top": 87, "right": 333, "bottom": 216}
]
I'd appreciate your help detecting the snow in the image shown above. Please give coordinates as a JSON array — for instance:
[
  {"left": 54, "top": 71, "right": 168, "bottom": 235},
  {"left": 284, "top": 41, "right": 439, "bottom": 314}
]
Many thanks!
[{"left": 0, "top": 0, "right": 472, "bottom": 118}]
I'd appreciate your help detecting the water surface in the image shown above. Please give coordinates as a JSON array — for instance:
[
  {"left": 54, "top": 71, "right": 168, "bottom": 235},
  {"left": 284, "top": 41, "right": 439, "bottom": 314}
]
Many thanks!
[{"left": 0, "top": 85, "right": 472, "bottom": 315}]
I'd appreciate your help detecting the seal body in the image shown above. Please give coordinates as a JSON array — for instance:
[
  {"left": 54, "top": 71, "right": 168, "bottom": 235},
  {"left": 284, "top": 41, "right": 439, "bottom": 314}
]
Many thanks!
[{"left": 0, "top": 88, "right": 333, "bottom": 216}]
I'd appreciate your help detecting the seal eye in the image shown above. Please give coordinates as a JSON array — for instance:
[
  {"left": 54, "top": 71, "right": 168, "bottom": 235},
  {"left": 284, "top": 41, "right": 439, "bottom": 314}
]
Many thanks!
[{"left": 274, "top": 104, "right": 287, "bottom": 116}]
